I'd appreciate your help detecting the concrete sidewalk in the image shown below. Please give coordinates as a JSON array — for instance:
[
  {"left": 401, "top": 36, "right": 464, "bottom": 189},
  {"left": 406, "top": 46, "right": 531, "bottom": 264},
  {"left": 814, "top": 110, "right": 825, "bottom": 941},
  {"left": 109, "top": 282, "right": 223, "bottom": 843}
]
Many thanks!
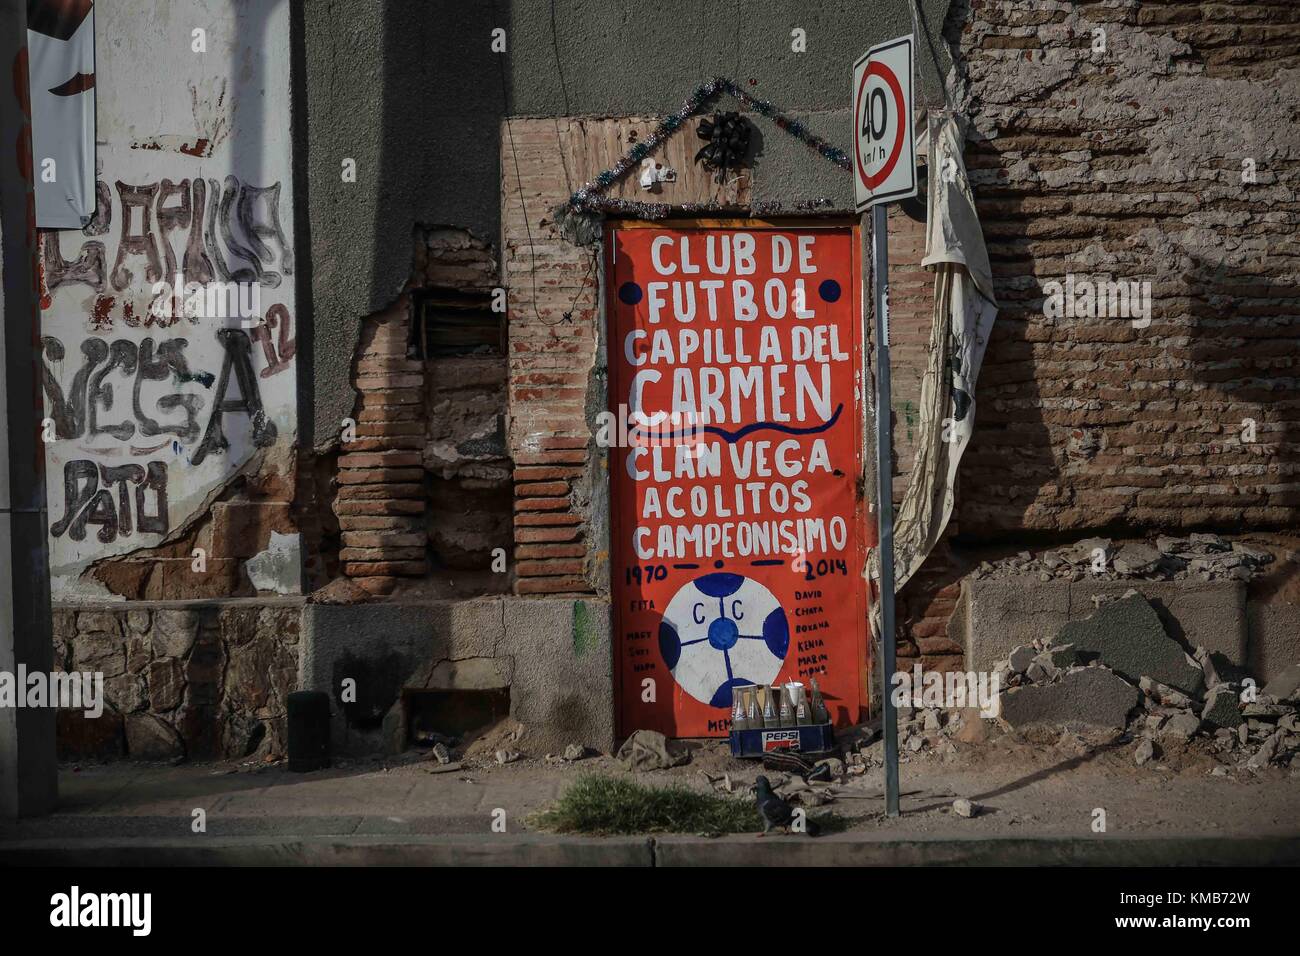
[
  {"left": 1, "top": 750, "right": 1297, "bottom": 865},
  {"left": 5, "top": 832, "right": 1297, "bottom": 867}
]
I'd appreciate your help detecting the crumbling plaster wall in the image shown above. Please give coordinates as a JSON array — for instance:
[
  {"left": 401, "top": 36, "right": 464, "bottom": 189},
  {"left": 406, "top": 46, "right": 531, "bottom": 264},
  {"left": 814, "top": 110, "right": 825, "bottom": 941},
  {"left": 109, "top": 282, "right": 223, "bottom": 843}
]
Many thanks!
[
  {"left": 885, "top": 0, "right": 1300, "bottom": 674},
  {"left": 302, "top": 0, "right": 951, "bottom": 448},
  {"left": 43, "top": 0, "right": 304, "bottom": 603},
  {"left": 952, "top": 0, "right": 1300, "bottom": 535},
  {"left": 300, "top": 597, "right": 613, "bottom": 754}
]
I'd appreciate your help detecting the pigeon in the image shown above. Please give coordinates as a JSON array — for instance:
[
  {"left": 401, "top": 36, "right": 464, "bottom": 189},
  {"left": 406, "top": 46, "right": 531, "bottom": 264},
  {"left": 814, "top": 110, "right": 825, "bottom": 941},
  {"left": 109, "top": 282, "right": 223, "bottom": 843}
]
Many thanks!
[{"left": 753, "top": 774, "right": 821, "bottom": 837}]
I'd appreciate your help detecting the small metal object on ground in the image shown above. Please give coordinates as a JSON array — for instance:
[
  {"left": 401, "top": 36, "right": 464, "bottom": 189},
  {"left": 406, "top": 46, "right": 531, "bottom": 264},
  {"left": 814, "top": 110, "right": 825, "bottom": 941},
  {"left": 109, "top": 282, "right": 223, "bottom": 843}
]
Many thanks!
[{"left": 287, "top": 691, "right": 331, "bottom": 772}]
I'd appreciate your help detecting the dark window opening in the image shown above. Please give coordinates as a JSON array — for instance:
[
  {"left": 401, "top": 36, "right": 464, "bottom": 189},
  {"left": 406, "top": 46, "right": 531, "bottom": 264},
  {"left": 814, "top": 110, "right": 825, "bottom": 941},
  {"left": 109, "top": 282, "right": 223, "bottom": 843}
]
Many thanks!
[
  {"left": 411, "top": 288, "right": 503, "bottom": 359},
  {"left": 405, "top": 687, "right": 511, "bottom": 747}
]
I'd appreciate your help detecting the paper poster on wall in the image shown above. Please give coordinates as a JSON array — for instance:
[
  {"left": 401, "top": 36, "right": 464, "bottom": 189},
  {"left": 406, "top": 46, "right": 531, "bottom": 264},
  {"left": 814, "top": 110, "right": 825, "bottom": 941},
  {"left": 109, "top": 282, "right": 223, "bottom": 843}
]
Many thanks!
[
  {"left": 608, "top": 226, "right": 867, "bottom": 738},
  {"left": 27, "top": 0, "right": 96, "bottom": 228}
]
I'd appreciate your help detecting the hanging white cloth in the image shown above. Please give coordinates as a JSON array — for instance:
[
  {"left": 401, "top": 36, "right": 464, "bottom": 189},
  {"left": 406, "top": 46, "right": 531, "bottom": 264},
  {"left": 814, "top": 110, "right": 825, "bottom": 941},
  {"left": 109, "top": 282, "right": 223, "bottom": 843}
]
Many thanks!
[{"left": 874, "top": 111, "right": 998, "bottom": 637}]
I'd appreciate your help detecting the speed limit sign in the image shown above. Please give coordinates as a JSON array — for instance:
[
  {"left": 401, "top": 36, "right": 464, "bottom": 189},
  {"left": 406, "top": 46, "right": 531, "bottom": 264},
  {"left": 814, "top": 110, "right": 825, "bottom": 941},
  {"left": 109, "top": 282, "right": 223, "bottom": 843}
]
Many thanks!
[{"left": 853, "top": 35, "right": 917, "bottom": 210}]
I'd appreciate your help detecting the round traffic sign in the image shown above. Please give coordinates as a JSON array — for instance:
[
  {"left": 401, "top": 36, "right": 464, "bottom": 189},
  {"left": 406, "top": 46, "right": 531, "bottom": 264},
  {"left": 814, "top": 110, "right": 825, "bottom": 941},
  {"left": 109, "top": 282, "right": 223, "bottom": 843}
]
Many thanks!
[{"left": 855, "top": 60, "right": 906, "bottom": 191}]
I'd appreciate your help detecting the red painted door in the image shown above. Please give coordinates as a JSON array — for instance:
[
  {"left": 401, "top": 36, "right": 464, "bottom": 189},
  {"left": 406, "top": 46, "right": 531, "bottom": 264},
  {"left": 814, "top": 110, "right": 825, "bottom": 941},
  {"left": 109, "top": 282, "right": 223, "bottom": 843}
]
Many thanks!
[{"left": 609, "top": 223, "right": 867, "bottom": 738}]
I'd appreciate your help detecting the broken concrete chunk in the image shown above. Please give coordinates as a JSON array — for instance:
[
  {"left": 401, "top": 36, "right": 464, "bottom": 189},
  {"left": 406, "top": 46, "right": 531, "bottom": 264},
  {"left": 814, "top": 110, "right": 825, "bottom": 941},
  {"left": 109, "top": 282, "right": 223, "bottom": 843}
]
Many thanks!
[
  {"left": 1262, "top": 664, "right": 1300, "bottom": 703},
  {"left": 1135, "top": 737, "right": 1156, "bottom": 766},
  {"left": 1041, "top": 642, "right": 1078, "bottom": 668},
  {"left": 1246, "top": 730, "right": 1282, "bottom": 769},
  {"left": 1113, "top": 542, "right": 1161, "bottom": 574},
  {"left": 952, "top": 798, "right": 979, "bottom": 818},
  {"left": 562, "top": 743, "right": 586, "bottom": 761},
  {"left": 1000, "top": 666, "right": 1141, "bottom": 730},
  {"left": 1025, "top": 661, "right": 1050, "bottom": 684},
  {"left": 1139, "top": 676, "right": 1193, "bottom": 709},
  {"left": 1160, "top": 712, "right": 1202, "bottom": 740},
  {"left": 1230, "top": 542, "right": 1273, "bottom": 564},
  {"left": 1201, "top": 686, "right": 1243, "bottom": 730},
  {"left": 1242, "top": 702, "right": 1292, "bottom": 719},
  {"left": 1194, "top": 646, "right": 1222, "bottom": 690},
  {"left": 1056, "top": 593, "right": 1205, "bottom": 698},
  {"left": 1008, "top": 644, "right": 1036, "bottom": 674},
  {"left": 1188, "top": 533, "right": 1229, "bottom": 552},
  {"left": 1155, "top": 535, "right": 1187, "bottom": 555},
  {"left": 1071, "top": 536, "right": 1112, "bottom": 560}
]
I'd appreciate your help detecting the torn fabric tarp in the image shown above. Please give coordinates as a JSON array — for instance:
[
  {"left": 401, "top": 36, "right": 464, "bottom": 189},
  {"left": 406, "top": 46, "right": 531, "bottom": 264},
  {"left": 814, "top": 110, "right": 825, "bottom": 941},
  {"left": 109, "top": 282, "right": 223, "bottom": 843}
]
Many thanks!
[{"left": 874, "top": 111, "right": 998, "bottom": 635}]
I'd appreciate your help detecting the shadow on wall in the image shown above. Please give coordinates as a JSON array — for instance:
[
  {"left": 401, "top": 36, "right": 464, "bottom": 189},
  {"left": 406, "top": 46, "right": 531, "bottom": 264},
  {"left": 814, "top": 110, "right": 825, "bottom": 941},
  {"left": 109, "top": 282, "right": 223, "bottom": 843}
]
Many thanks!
[{"left": 369, "top": 0, "right": 506, "bottom": 310}]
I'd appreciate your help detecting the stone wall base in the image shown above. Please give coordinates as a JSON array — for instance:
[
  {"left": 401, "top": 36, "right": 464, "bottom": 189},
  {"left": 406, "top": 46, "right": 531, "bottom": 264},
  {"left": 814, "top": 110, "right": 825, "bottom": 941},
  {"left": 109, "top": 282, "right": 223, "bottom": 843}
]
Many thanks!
[{"left": 55, "top": 600, "right": 302, "bottom": 762}]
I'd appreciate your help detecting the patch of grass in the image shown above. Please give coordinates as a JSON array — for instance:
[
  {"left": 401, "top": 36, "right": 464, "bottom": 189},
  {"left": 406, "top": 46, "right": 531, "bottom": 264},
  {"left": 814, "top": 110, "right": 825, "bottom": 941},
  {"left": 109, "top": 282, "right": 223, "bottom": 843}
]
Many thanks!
[
  {"left": 530, "top": 775, "right": 761, "bottom": 835},
  {"left": 529, "top": 774, "right": 845, "bottom": 836}
]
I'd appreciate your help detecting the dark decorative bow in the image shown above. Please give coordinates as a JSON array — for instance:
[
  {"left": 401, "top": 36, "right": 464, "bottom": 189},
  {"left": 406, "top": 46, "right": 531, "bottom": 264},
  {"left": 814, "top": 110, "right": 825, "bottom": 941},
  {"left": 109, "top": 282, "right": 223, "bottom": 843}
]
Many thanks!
[{"left": 695, "top": 111, "right": 751, "bottom": 179}]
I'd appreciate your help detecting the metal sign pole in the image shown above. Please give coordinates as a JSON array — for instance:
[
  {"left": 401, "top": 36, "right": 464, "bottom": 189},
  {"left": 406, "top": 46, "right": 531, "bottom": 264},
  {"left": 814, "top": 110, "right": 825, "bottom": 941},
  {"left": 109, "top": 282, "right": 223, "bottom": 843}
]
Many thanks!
[{"left": 871, "top": 202, "right": 900, "bottom": 818}]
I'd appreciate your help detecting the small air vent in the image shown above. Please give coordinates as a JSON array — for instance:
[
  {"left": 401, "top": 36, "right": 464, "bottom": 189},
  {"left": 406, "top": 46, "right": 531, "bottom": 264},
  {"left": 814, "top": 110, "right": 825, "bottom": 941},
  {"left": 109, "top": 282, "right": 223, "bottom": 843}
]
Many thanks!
[{"left": 412, "top": 288, "right": 502, "bottom": 358}]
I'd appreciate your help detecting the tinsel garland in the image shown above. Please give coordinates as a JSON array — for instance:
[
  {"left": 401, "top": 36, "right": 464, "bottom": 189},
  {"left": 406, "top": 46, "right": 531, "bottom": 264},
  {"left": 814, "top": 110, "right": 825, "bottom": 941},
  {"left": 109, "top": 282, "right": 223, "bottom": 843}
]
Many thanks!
[{"left": 559, "top": 77, "right": 850, "bottom": 227}]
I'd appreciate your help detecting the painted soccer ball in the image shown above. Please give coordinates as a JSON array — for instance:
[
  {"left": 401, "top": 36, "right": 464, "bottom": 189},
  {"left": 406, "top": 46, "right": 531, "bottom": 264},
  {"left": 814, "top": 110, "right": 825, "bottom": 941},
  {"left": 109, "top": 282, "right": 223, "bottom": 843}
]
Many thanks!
[{"left": 658, "top": 572, "right": 790, "bottom": 708}]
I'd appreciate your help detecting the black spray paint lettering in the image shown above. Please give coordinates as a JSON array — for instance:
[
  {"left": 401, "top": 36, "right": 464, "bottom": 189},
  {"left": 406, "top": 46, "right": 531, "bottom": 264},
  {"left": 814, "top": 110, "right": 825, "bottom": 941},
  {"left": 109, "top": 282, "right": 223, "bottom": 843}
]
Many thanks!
[
  {"left": 40, "top": 176, "right": 292, "bottom": 301},
  {"left": 40, "top": 335, "right": 215, "bottom": 444},
  {"left": 191, "top": 328, "right": 277, "bottom": 465},
  {"left": 50, "top": 460, "right": 168, "bottom": 543},
  {"left": 134, "top": 338, "right": 208, "bottom": 443}
]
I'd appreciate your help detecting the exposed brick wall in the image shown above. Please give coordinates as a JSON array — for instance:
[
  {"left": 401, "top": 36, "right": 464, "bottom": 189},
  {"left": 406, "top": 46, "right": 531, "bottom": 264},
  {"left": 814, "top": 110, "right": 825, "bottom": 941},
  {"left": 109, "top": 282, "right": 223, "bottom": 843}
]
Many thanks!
[
  {"left": 501, "top": 119, "right": 605, "bottom": 595},
  {"left": 882, "top": 207, "right": 934, "bottom": 507},
  {"left": 338, "top": 296, "right": 429, "bottom": 595},
  {"left": 953, "top": 0, "right": 1300, "bottom": 537},
  {"left": 883, "top": 0, "right": 1300, "bottom": 669},
  {"left": 500, "top": 116, "right": 768, "bottom": 595},
  {"left": 337, "top": 227, "right": 511, "bottom": 597},
  {"left": 88, "top": 475, "right": 298, "bottom": 600},
  {"left": 419, "top": 230, "right": 512, "bottom": 579},
  {"left": 896, "top": 541, "right": 968, "bottom": 672}
]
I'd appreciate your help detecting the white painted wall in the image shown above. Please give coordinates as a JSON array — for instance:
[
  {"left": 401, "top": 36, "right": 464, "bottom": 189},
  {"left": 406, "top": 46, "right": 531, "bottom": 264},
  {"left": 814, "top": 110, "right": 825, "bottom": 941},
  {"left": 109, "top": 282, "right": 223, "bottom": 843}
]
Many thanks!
[{"left": 38, "top": 0, "right": 297, "bottom": 599}]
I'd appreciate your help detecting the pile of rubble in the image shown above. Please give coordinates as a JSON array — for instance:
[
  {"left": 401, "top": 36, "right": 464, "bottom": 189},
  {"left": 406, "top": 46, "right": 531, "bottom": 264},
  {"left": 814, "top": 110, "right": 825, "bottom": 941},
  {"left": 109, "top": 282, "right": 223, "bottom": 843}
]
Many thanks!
[
  {"left": 993, "top": 592, "right": 1300, "bottom": 772},
  {"left": 843, "top": 592, "right": 1300, "bottom": 775},
  {"left": 971, "top": 534, "right": 1278, "bottom": 584},
  {"left": 837, "top": 710, "right": 985, "bottom": 769}
]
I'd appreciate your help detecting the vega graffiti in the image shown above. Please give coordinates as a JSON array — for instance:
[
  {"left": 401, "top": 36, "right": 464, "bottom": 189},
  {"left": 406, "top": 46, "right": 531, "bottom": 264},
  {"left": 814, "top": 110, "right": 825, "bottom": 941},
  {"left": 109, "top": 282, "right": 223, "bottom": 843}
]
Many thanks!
[
  {"left": 40, "top": 174, "right": 294, "bottom": 328},
  {"left": 41, "top": 325, "right": 279, "bottom": 543}
]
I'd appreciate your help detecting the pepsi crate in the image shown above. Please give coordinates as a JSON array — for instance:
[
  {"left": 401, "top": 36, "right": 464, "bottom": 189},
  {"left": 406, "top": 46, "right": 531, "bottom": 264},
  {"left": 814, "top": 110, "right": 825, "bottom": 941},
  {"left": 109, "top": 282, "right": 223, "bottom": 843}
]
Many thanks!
[{"left": 729, "top": 722, "right": 835, "bottom": 758}]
